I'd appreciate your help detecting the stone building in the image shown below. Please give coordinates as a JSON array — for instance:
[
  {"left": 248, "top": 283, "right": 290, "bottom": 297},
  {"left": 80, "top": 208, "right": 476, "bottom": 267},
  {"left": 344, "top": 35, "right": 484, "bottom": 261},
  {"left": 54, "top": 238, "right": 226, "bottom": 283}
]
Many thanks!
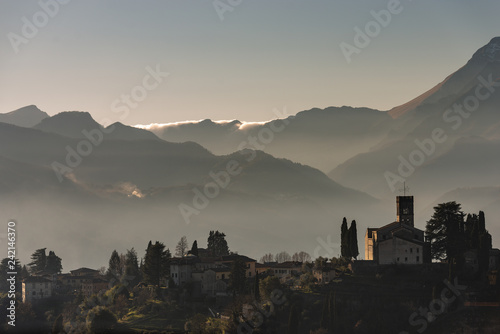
[
  {"left": 365, "top": 196, "right": 425, "bottom": 264},
  {"left": 22, "top": 276, "right": 53, "bottom": 303}
]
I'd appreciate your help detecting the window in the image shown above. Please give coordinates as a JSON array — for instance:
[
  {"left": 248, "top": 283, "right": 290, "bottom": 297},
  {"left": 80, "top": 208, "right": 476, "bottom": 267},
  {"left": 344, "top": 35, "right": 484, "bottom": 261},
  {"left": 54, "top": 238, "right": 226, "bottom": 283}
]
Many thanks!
[
  {"left": 222, "top": 274, "right": 225, "bottom": 279},
  {"left": 405, "top": 257, "right": 408, "bottom": 262},
  {"left": 397, "top": 257, "right": 400, "bottom": 262},
  {"left": 417, "top": 256, "right": 420, "bottom": 262},
  {"left": 417, "top": 248, "right": 419, "bottom": 253},
  {"left": 410, "top": 248, "right": 413, "bottom": 253},
  {"left": 248, "top": 272, "right": 252, "bottom": 277}
]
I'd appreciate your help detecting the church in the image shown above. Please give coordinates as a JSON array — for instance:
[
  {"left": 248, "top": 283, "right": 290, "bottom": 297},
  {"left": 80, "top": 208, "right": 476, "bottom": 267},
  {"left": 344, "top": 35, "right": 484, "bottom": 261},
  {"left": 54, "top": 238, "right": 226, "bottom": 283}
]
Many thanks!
[{"left": 365, "top": 196, "right": 426, "bottom": 264}]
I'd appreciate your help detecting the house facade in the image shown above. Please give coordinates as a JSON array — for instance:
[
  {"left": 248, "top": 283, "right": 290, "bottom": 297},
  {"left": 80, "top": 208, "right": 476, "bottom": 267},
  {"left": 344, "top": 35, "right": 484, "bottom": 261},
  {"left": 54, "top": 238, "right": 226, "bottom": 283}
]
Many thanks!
[
  {"left": 81, "top": 278, "right": 109, "bottom": 297},
  {"left": 22, "top": 276, "right": 53, "bottom": 303},
  {"left": 313, "top": 266, "right": 336, "bottom": 284},
  {"left": 365, "top": 196, "right": 426, "bottom": 265},
  {"left": 170, "top": 255, "right": 200, "bottom": 286}
]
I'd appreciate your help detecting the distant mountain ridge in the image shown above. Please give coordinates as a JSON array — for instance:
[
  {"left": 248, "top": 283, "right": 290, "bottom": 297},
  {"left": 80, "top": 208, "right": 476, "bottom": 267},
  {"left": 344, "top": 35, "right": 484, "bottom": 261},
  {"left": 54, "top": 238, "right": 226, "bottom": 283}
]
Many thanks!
[
  {"left": 33, "top": 111, "right": 161, "bottom": 141},
  {"left": 329, "top": 37, "right": 500, "bottom": 205},
  {"left": 0, "top": 105, "right": 48, "bottom": 127},
  {"left": 136, "top": 106, "right": 394, "bottom": 172}
]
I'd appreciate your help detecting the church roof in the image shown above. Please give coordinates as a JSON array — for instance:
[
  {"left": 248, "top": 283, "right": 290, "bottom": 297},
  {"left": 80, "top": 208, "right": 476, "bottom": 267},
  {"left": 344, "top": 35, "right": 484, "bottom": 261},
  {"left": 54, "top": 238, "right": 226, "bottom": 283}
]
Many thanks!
[
  {"left": 378, "top": 234, "right": 425, "bottom": 246},
  {"left": 376, "top": 221, "right": 423, "bottom": 233}
]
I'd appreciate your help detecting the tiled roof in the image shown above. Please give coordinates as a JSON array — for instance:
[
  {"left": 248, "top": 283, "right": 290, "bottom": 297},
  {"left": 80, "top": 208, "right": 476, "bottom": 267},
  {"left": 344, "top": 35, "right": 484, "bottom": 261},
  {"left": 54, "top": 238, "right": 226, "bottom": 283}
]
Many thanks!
[
  {"left": 221, "top": 254, "right": 256, "bottom": 262},
  {"left": 24, "top": 276, "right": 52, "bottom": 283}
]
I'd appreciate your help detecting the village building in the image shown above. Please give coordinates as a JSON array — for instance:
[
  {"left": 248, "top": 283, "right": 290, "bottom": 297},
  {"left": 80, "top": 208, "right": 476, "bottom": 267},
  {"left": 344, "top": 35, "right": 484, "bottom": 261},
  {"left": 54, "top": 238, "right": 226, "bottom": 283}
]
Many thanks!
[
  {"left": 489, "top": 248, "right": 500, "bottom": 271},
  {"left": 220, "top": 254, "right": 256, "bottom": 278},
  {"left": 170, "top": 255, "right": 201, "bottom": 286},
  {"left": 70, "top": 267, "right": 100, "bottom": 276},
  {"left": 313, "top": 266, "right": 336, "bottom": 284},
  {"left": 22, "top": 276, "right": 53, "bottom": 303},
  {"left": 365, "top": 196, "right": 425, "bottom": 265},
  {"left": 57, "top": 267, "right": 102, "bottom": 290},
  {"left": 169, "top": 253, "right": 256, "bottom": 294},
  {"left": 81, "top": 277, "right": 109, "bottom": 297},
  {"left": 255, "top": 262, "right": 273, "bottom": 275},
  {"left": 271, "top": 261, "right": 303, "bottom": 279}
]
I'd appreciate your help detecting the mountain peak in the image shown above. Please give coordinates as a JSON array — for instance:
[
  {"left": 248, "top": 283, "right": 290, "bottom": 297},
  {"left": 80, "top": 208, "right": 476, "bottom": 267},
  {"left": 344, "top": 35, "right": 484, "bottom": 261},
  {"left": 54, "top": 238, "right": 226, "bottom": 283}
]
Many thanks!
[
  {"left": 0, "top": 105, "right": 49, "bottom": 127},
  {"left": 472, "top": 36, "right": 500, "bottom": 63},
  {"left": 34, "top": 111, "right": 103, "bottom": 138}
]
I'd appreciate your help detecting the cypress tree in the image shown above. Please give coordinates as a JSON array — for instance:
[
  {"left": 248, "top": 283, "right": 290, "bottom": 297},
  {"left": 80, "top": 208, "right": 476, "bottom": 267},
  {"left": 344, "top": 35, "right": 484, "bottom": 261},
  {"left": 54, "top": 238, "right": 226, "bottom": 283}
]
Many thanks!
[
  {"left": 341, "top": 217, "right": 349, "bottom": 258},
  {"left": 349, "top": 220, "right": 359, "bottom": 259},
  {"left": 190, "top": 240, "right": 199, "bottom": 256}
]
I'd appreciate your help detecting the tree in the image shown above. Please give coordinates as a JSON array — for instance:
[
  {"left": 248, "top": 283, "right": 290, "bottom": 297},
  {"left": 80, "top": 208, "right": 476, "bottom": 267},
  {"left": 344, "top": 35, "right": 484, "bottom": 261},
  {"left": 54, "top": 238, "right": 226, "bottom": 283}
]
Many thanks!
[
  {"left": 28, "top": 248, "right": 47, "bottom": 273},
  {"left": 143, "top": 241, "right": 171, "bottom": 287},
  {"left": 315, "top": 256, "right": 327, "bottom": 269},
  {"left": 51, "top": 314, "right": 65, "bottom": 334},
  {"left": 229, "top": 257, "right": 247, "bottom": 295},
  {"left": 46, "top": 251, "right": 63, "bottom": 274},
  {"left": 260, "top": 253, "right": 274, "bottom": 263},
  {"left": 349, "top": 220, "right": 359, "bottom": 259},
  {"left": 86, "top": 306, "right": 117, "bottom": 334},
  {"left": 175, "top": 236, "right": 189, "bottom": 257},
  {"left": 341, "top": 217, "right": 349, "bottom": 258},
  {"left": 288, "top": 302, "right": 301, "bottom": 334},
  {"left": 20, "top": 265, "right": 30, "bottom": 279},
  {"left": 275, "top": 251, "right": 291, "bottom": 263},
  {"left": 477, "top": 211, "right": 492, "bottom": 276},
  {"left": 189, "top": 240, "right": 199, "bottom": 256},
  {"left": 107, "top": 250, "right": 122, "bottom": 279},
  {"left": 292, "top": 251, "right": 311, "bottom": 263},
  {"left": 207, "top": 230, "right": 230, "bottom": 256},
  {"left": 425, "top": 202, "right": 463, "bottom": 261},
  {"left": 254, "top": 272, "right": 260, "bottom": 301},
  {"left": 259, "top": 276, "right": 283, "bottom": 301},
  {"left": 124, "top": 248, "right": 140, "bottom": 284},
  {"left": 28, "top": 248, "right": 62, "bottom": 274}
]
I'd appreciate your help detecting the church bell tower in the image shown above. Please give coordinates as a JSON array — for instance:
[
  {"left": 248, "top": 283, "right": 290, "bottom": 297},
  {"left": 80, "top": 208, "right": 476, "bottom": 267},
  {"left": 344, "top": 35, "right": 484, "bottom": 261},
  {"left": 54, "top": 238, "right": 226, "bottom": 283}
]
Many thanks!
[{"left": 397, "top": 196, "right": 414, "bottom": 227}]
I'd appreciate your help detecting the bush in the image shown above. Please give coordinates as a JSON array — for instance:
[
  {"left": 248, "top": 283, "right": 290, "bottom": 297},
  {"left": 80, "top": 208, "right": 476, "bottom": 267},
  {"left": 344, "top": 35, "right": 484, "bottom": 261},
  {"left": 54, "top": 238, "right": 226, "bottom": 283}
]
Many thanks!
[{"left": 86, "top": 306, "right": 117, "bottom": 334}]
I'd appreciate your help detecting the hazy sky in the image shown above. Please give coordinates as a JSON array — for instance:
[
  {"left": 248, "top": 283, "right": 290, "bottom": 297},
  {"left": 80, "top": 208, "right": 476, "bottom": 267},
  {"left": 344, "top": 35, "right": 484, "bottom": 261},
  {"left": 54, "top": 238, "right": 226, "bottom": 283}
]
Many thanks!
[{"left": 1, "top": 0, "right": 499, "bottom": 125}]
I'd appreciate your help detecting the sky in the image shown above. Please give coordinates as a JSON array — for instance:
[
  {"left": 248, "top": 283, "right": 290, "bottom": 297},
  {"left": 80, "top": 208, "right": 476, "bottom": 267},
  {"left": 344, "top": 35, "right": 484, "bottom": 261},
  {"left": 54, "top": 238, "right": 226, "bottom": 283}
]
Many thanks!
[{"left": 1, "top": 0, "right": 500, "bottom": 125}]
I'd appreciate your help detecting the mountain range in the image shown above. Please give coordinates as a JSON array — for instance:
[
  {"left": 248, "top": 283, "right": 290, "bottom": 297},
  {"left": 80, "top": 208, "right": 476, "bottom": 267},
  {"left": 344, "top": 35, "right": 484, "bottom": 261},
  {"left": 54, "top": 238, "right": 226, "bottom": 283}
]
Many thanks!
[{"left": 1, "top": 37, "right": 499, "bottom": 269}]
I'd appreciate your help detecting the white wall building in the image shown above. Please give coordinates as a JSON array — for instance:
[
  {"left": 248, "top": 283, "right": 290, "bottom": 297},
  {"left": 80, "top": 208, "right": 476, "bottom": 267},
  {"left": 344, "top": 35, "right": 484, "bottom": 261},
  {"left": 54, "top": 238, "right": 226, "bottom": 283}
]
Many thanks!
[{"left": 22, "top": 276, "right": 53, "bottom": 303}]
